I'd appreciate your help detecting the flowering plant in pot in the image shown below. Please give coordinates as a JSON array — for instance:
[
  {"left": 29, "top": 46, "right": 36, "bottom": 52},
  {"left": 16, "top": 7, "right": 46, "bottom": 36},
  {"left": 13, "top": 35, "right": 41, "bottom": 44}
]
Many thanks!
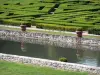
[{"left": 76, "top": 28, "right": 83, "bottom": 38}]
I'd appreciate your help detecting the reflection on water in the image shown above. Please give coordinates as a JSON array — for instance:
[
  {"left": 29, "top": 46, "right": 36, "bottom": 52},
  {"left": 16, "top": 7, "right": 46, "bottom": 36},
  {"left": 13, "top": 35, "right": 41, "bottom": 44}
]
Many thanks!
[
  {"left": 0, "top": 38, "right": 100, "bottom": 67},
  {"left": 78, "top": 57, "right": 98, "bottom": 66},
  {"left": 21, "top": 41, "right": 27, "bottom": 52}
]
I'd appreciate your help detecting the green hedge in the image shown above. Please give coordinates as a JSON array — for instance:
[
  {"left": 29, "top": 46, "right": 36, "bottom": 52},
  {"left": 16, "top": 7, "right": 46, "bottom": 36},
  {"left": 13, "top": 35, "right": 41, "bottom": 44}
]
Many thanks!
[
  {"left": 36, "top": 24, "right": 83, "bottom": 32},
  {"left": 88, "top": 27, "right": 100, "bottom": 35},
  {"left": 0, "top": 19, "right": 31, "bottom": 27},
  {"left": 35, "top": 20, "right": 94, "bottom": 30},
  {"left": 1, "top": 19, "right": 22, "bottom": 26}
]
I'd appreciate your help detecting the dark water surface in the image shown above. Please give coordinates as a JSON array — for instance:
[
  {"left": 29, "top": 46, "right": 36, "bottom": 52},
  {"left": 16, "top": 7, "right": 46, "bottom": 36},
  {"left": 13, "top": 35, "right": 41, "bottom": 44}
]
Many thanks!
[{"left": 0, "top": 39, "right": 100, "bottom": 67}]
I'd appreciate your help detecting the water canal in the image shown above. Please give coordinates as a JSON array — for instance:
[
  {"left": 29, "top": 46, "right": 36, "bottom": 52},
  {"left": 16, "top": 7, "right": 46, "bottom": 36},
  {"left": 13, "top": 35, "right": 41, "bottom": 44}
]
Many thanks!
[{"left": 0, "top": 36, "right": 100, "bottom": 67}]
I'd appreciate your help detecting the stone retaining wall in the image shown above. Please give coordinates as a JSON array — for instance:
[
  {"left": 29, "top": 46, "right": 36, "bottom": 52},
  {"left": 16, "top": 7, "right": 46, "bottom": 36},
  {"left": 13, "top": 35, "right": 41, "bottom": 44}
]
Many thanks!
[
  {"left": 0, "top": 53, "right": 100, "bottom": 75},
  {"left": 0, "top": 30, "right": 100, "bottom": 51},
  {"left": 0, "top": 30, "right": 100, "bottom": 46}
]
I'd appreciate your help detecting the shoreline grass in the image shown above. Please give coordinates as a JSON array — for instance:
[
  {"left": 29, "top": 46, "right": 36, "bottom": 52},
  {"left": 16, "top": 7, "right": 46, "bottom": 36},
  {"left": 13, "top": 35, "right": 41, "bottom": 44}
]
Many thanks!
[{"left": 0, "top": 60, "right": 88, "bottom": 75}]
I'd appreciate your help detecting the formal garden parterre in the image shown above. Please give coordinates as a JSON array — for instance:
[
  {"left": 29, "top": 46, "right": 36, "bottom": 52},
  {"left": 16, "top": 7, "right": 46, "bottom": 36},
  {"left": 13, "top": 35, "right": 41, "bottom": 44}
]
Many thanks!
[{"left": 0, "top": 0, "right": 100, "bottom": 35}]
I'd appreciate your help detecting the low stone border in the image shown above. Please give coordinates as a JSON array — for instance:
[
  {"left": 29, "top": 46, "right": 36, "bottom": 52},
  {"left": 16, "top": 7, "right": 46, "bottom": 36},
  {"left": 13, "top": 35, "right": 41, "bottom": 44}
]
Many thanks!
[
  {"left": 0, "top": 53, "right": 100, "bottom": 75},
  {"left": 0, "top": 30, "right": 100, "bottom": 46},
  {"left": 0, "top": 35, "right": 100, "bottom": 51},
  {"left": 0, "top": 30, "right": 100, "bottom": 51}
]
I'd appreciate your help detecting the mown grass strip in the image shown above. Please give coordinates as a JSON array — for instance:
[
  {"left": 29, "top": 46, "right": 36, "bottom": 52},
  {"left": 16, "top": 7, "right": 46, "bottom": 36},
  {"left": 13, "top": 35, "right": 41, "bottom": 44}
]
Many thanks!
[{"left": 0, "top": 60, "right": 88, "bottom": 75}]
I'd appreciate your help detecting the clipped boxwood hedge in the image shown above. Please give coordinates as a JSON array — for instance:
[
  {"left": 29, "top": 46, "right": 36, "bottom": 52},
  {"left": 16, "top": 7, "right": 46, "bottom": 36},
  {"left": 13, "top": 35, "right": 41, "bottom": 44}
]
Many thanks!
[
  {"left": 36, "top": 24, "right": 83, "bottom": 32},
  {"left": 0, "top": 19, "right": 31, "bottom": 27},
  {"left": 2, "top": 19, "right": 22, "bottom": 26},
  {"left": 88, "top": 27, "right": 100, "bottom": 35}
]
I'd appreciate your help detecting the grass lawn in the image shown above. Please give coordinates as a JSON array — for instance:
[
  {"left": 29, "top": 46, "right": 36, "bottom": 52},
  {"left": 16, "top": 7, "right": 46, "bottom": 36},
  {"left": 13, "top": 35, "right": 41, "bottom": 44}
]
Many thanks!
[{"left": 0, "top": 60, "right": 88, "bottom": 75}]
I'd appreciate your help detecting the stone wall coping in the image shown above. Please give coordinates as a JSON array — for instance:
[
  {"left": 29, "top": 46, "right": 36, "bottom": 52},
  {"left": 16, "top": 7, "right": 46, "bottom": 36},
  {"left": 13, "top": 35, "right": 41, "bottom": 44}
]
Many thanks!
[{"left": 0, "top": 53, "right": 100, "bottom": 75}]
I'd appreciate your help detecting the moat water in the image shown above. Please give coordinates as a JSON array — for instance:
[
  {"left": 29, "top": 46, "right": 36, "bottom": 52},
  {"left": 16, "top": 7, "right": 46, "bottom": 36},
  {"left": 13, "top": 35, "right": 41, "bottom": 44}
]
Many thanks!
[{"left": 0, "top": 38, "right": 100, "bottom": 67}]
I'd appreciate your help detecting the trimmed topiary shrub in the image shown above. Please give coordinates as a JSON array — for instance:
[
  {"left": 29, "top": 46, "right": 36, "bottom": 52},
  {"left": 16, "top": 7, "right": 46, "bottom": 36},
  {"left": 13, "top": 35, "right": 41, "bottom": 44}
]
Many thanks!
[
  {"left": 88, "top": 27, "right": 100, "bottom": 35},
  {"left": 36, "top": 24, "right": 83, "bottom": 32},
  {"left": 59, "top": 57, "right": 67, "bottom": 62}
]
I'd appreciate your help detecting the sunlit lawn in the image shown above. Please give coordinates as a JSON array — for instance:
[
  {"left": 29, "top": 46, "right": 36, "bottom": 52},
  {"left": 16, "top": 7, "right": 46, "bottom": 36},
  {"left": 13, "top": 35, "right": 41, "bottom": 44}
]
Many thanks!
[{"left": 0, "top": 60, "right": 88, "bottom": 75}]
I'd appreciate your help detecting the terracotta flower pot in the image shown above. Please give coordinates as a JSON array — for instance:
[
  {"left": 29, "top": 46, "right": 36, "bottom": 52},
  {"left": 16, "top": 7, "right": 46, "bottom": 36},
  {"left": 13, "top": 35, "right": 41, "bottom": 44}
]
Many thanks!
[
  {"left": 76, "top": 31, "right": 83, "bottom": 38},
  {"left": 20, "top": 25, "right": 26, "bottom": 31}
]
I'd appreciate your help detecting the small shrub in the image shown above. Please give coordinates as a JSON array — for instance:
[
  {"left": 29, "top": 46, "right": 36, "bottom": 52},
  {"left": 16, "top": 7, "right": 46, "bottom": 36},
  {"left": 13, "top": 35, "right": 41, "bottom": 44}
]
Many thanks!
[{"left": 59, "top": 57, "right": 67, "bottom": 62}]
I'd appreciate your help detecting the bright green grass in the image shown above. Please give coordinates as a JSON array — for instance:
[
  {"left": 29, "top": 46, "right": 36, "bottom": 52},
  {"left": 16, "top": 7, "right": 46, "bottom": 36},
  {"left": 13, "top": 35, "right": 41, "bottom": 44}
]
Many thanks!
[{"left": 0, "top": 60, "right": 88, "bottom": 75}]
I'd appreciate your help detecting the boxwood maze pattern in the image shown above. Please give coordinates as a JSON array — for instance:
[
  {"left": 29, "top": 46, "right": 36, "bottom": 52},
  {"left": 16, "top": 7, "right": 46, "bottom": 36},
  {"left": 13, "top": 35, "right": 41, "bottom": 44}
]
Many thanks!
[{"left": 0, "top": 0, "right": 100, "bottom": 32}]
